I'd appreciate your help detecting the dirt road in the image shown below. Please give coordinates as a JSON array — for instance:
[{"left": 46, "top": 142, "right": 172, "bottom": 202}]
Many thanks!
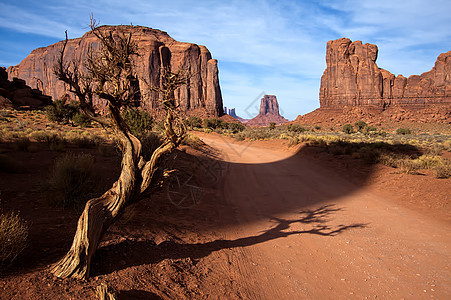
[{"left": 197, "top": 133, "right": 450, "bottom": 299}]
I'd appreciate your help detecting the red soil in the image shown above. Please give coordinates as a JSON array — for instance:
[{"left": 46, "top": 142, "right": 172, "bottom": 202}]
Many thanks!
[{"left": 0, "top": 133, "right": 450, "bottom": 299}]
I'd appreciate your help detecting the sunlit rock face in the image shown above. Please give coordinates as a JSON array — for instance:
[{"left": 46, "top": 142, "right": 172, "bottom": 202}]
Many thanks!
[
  {"left": 7, "top": 25, "right": 224, "bottom": 117},
  {"left": 319, "top": 37, "right": 451, "bottom": 109}
]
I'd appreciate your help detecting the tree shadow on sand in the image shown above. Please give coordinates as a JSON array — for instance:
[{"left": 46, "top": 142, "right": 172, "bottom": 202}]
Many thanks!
[{"left": 91, "top": 204, "right": 367, "bottom": 276}]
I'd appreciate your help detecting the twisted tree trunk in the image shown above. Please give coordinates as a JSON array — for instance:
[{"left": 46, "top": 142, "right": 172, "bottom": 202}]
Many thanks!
[
  {"left": 50, "top": 106, "right": 177, "bottom": 279},
  {"left": 50, "top": 20, "right": 188, "bottom": 279}
]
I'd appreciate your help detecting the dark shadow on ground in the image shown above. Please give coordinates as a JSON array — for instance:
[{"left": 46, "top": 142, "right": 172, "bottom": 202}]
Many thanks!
[
  {"left": 0, "top": 139, "right": 417, "bottom": 276},
  {"left": 91, "top": 205, "right": 367, "bottom": 276}
]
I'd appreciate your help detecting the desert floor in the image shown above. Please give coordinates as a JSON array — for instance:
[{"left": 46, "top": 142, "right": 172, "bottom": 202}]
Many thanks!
[{"left": 1, "top": 132, "right": 450, "bottom": 299}]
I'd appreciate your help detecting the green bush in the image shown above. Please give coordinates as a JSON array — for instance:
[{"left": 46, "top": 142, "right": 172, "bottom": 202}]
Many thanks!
[
  {"left": 184, "top": 116, "right": 203, "bottom": 129},
  {"left": 121, "top": 108, "right": 154, "bottom": 135},
  {"left": 396, "top": 128, "right": 412, "bottom": 135},
  {"left": 72, "top": 112, "right": 91, "bottom": 127},
  {"left": 203, "top": 118, "right": 228, "bottom": 130},
  {"left": 48, "top": 153, "right": 96, "bottom": 209},
  {"left": 229, "top": 122, "right": 245, "bottom": 133},
  {"left": 342, "top": 124, "right": 354, "bottom": 134},
  {"left": 287, "top": 124, "right": 306, "bottom": 133},
  {"left": 269, "top": 122, "right": 276, "bottom": 130},
  {"left": 0, "top": 208, "right": 28, "bottom": 267},
  {"left": 354, "top": 121, "right": 368, "bottom": 131},
  {"left": 44, "top": 99, "right": 79, "bottom": 124}
]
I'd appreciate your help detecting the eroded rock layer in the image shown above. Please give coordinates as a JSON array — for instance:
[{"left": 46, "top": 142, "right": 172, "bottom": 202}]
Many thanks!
[
  {"left": 320, "top": 38, "right": 450, "bottom": 109},
  {"left": 7, "top": 25, "right": 224, "bottom": 117}
]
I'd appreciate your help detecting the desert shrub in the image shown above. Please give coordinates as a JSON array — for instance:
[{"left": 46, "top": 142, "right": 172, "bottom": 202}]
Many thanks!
[
  {"left": 44, "top": 99, "right": 79, "bottom": 124},
  {"left": 71, "top": 136, "right": 96, "bottom": 148},
  {"left": 354, "top": 121, "right": 368, "bottom": 131},
  {"left": 139, "top": 132, "right": 163, "bottom": 160},
  {"left": 396, "top": 128, "right": 412, "bottom": 135},
  {"left": 72, "top": 112, "right": 91, "bottom": 127},
  {"left": 121, "top": 108, "right": 154, "bottom": 135},
  {"left": 229, "top": 122, "right": 245, "bottom": 133},
  {"left": 287, "top": 124, "right": 307, "bottom": 133},
  {"left": 288, "top": 136, "right": 299, "bottom": 146},
  {"left": 182, "top": 134, "right": 204, "bottom": 149},
  {"left": 184, "top": 116, "right": 203, "bottom": 129},
  {"left": 0, "top": 209, "right": 28, "bottom": 267},
  {"left": 45, "top": 134, "right": 66, "bottom": 152},
  {"left": 433, "top": 159, "right": 451, "bottom": 179},
  {"left": 0, "top": 154, "right": 22, "bottom": 173},
  {"left": 269, "top": 122, "right": 276, "bottom": 130},
  {"left": 314, "top": 125, "right": 322, "bottom": 130},
  {"left": 396, "top": 158, "right": 421, "bottom": 175},
  {"left": 361, "top": 125, "right": 378, "bottom": 135},
  {"left": 358, "top": 146, "right": 381, "bottom": 164},
  {"left": 234, "top": 132, "right": 245, "bottom": 141},
  {"left": 342, "top": 124, "right": 354, "bottom": 134},
  {"left": 425, "top": 144, "right": 444, "bottom": 156},
  {"left": 203, "top": 118, "right": 228, "bottom": 130},
  {"left": 48, "top": 153, "right": 96, "bottom": 209},
  {"left": 416, "top": 155, "right": 443, "bottom": 169}
]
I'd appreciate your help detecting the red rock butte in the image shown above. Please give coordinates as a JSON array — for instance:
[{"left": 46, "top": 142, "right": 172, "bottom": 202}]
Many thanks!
[
  {"left": 7, "top": 25, "right": 224, "bottom": 117},
  {"left": 247, "top": 95, "right": 289, "bottom": 127},
  {"left": 319, "top": 38, "right": 451, "bottom": 109}
]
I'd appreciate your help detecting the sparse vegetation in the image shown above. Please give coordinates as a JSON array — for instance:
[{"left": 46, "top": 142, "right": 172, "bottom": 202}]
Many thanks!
[
  {"left": 44, "top": 99, "right": 79, "bottom": 124},
  {"left": 396, "top": 128, "right": 412, "bottom": 135},
  {"left": 184, "top": 116, "right": 203, "bottom": 129},
  {"left": 203, "top": 118, "right": 228, "bottom": 130},
  {"left": 229, "top": 122, "right": 245, "bottom": 133},
  {"left": 0, "top": 207, "right": 28, "bottom": 268},
  {"left": 269, "top": 122, "right": 276, "bottom": 130},
  {"left": 47, "top": 153, "right": 96, "bottom": 209},
  {"left": 287, "top": 124, "right": 307, "bottom": 133},
  {"left": 121, "top": 108, "right": 154, "bottom": 135},
  {"left": 343, "top": 124, "right": 354, "bottom": 134}
]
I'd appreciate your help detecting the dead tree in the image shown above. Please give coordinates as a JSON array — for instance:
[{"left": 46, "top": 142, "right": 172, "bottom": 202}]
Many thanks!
[{"left": 49, "top": 19, "right": 190, "bottom": 279}]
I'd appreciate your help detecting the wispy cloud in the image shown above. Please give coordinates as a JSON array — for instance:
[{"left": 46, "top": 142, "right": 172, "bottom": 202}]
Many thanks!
[{"left": 1, "top": 0, "right": 450, "bottom": 119}]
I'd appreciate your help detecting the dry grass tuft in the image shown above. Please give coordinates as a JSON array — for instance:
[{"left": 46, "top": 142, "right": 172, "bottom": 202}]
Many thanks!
[
  {"left": 47, "top": 153, "right": 96, "bottom": 209},
  {"left": 0, "top": 208, "right": 28, "bottom": 268}
]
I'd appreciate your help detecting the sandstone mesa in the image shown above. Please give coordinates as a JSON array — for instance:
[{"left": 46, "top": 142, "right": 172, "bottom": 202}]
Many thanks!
[{"left": 7, "top": 25, "right": 224, "bottom": 117}]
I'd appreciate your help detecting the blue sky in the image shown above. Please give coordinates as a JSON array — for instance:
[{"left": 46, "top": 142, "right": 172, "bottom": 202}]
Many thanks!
[{"left": 1, "top": 0, "right": 450, "bottom": 120}]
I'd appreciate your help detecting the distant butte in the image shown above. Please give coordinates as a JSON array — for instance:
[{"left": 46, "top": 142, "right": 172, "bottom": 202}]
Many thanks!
[{"left": 247, "top": 95, "right": 289, "bottom": 127}]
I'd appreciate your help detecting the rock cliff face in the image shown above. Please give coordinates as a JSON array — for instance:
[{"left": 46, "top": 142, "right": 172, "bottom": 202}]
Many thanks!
[
  {"left": 320, "top": 38, "right": 450, "bottom": 109},
  {"left": 7, "top": 25, "right": 224, "bottom": 117},
  {"left": 247, "top": 95, "right": 288, "bottom": 126}
]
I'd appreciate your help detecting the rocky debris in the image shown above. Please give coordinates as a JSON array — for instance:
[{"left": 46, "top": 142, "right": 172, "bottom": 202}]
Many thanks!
[
  {"left": 7, "top": 25, "right": 224, "bottom": 117},
  {"left": 295, "top": 105, "right": 450, "bottom": 128},
  {"left": 319, "top": 38, "right": 450, "bottom": 109},
  {"left": 0, "top": 67, "right": 52, "bottom": 109},
  {"left": 247, "top": 95, "right": 289, "bottom": 127}
]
